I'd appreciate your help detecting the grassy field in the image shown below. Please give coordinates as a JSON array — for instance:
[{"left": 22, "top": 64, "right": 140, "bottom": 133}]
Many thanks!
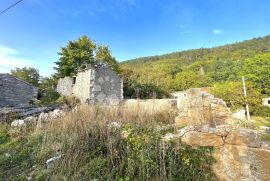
[{"left": 0, "top": 105, "right": 217, "bottom": 181}]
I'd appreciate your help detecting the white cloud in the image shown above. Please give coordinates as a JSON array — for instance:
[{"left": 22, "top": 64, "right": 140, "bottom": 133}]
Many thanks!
[
  {"left": 213, "top": 29, "right": 224, "bottom": 35},
  {"left": 0, "top": 45, "right": 34, "bottom": 73},
  {"left": 180, "top": 30, "right": 190, "bottom": 36}
]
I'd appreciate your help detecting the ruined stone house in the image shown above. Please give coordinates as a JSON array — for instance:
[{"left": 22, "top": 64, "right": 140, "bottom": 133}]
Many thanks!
[
  {"left": 56, "top": 63, "right": 123, "bottom": 104},
  {"left": 262, "top": 97, "right": 270, "bottom": 107},
  {"left": 0, "top": 74, "right": 38, "bottom": 107}
]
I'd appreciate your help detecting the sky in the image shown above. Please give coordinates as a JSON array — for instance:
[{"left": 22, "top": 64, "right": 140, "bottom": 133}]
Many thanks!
[{"left": 0, "top": 0, "right": 270, "bottom": 76}]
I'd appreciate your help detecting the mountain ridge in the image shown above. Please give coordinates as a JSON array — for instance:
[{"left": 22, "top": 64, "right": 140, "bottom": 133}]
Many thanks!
[{"left": 122, "top": 35, "right": 270, "bottom": 65}]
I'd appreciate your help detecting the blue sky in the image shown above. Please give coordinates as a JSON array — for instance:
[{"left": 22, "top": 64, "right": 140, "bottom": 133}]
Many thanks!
[{"left": 0, "top": 0, "right": 270, "bottom": 76}]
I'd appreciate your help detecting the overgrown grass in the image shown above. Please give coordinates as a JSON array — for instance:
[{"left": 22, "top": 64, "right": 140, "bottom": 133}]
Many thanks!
[{"left": 0, "top": 105, "right": 217, "bottom": 180}]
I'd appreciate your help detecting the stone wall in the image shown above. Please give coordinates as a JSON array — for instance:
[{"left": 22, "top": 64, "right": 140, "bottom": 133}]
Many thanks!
[
  {"left": 262, "top": 98, "right": 270, "bottom": 107},
  {"left": 121, "top": 99, "right": 178, "bottom": 113},
  {"left": 56, "top": 64, "right": 123, "bottom": 104},
  {"left": 0, "top": 74, "right": 38, "bottom": 107},
  {"left": 91, "top": 65, "right": 123, "bottom": 104},
  {"left": 73, "top": 69, "right": 92, "bottom": 102},
  {"left": 175, "top": 88, "right": 232, "bottom": 127},
  {"left": 56, "top": 77, "right": 73, "bottom": 96},
  {"left": 171, "top": 125, "right": 270, "bottom": 181}
]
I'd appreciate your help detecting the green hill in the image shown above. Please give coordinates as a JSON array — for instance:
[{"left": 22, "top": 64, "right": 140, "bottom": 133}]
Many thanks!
[
  {"left": 122, "top": 35, "right": 270, "bottom": 67},
  {"left": 120, "top": 35, "right": 270, "bottom": 92},
  {"left": 120, "top": 36, "right": 270, "bottom": 114}
]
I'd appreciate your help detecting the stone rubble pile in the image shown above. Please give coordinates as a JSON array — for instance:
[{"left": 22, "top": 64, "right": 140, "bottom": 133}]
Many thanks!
[{"left": 10, "top": 109, "right": 65, "bottom": 128}]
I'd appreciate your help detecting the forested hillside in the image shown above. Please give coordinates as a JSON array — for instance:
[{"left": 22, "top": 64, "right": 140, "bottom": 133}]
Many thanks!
[{"left": 120, "top": 35, "right": 270, "bottom": 113}]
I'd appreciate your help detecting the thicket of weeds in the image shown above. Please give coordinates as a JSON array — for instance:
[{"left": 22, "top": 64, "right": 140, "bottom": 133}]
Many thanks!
[{"left": 0, "top": 105, "right": 217, "bottom": 181}]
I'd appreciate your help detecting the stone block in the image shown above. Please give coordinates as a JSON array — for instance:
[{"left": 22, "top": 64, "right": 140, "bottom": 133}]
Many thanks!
[
  {"left": 225, "top": 128, "right": 261, "bottom": 148},
  {"left": 181, "top": 131, "right": 224, "bottom": 147}
]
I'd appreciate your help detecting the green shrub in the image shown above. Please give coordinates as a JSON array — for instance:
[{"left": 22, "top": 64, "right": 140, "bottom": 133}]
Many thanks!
[
  {"left": 56, "top": 95, "right": 80, "bottom": 108},
  {"left": 38, "top": 88, "right": 60, "bottom": 106},
  {"left": 252, "top": 106, "right": 270, "bottom": 117},
  {"left": 0, "top": 130, "right": 9, "bottom": 144},
  {"left": 125, "top": 82, "right": 170, "bottom": 99},
  {"left": 261, "top": 133, "right": 270, "bottom": 142}
]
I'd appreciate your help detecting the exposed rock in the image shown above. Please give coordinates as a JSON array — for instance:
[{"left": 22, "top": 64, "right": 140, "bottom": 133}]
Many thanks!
[
  {"left": 259, "top": 126, "right": 270, "bottom": 134},
  {"left": 175, "top": 125, "right": 270, "bottom": 181},
  {"left": 46, "top": 154, "right": 63, "bottom": 169},
  {"left": 49, "top": 109, "right": 65, "bottom": 119},
  {"left": 38, "top": 112, "right": 49, "bottom": 122},
  {"left": 225, "top": 128, "right": 261, "bottom": 148},
  {"left": 213, "top": 145, "right": 270, "bottom": 181},
  {"left": 175, "top": 88, "right": 232, "bottom": 128},
  {"left": 214, "top": 125, "right": 233, "bottom": 137},
  {"left": 163, "top": 133, "right": 177, "bottom": 141},
  {"left": 24, "top": 116, "right": 37, "bottom": 123},
  {"left": 232, "top": 109, "right": 246, "bottom": 120},
  {"left": 108, "top": 121, "right": 122, "bottom": 129},
  {"left": 175, "top": 115, "right": 188, "bottom": 128},
  {"left": 181, "top": 131, "right": 224, "bottom": 147},
  {"left": 37, "top": 112, "right": 49, "bottom": 128},
  {"left": 260, "top": 141, "right": 270, "bottom": 150},
  {"left": 11, "top": 119, "right": 25, "bottom": 127}
]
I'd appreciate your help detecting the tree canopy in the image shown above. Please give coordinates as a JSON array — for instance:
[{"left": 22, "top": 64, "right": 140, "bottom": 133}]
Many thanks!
[
  {"left": 10, "top": 67, "right": 40, "bottom": 87},
  {"left": 54, "top": 35, "right": 119, "bottom": 78},
  {"left": 121, "top": 35, "right": 270, "bottom": 113}
]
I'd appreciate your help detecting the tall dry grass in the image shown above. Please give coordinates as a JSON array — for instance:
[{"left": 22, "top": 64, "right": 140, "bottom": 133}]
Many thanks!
[{"left": 32, "top": 105, "right": 216, "bottom": 180}]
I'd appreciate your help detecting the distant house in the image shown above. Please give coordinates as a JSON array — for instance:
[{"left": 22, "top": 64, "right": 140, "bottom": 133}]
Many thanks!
[
  {"left": 56, "top": 63, "right": 123, "bottom": 104},
  {"left": 262, "top": 98, "right": 270, "bottom": 107},
  {"left": 0, "top": 74, "right": 38, "bottom": 107}
]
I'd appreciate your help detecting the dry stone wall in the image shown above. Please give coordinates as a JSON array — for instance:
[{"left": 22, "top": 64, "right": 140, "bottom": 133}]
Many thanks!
[
  {"left": 175, "top": 88, "right": 232, "bottom": 127},
  {"left": 121, "top": 99, "right": 178, "bottom": 113},
  {"left": 0, "top": 74, "right": 38, "bottom": 107},
  {"left": 91, "top": 65, "right": 123, "bottom": 104},
  {"left": 56, "top": 77, "right": 73, "bottom": 96},
  {"left": 72, "top": 69, "right": 92, "bottom": 101},
  {"left": 56, "top": 64, "right": 123, "bottom": 104}
]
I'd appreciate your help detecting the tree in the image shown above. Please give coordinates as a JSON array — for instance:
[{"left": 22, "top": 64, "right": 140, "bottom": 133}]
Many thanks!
[
  {"left": 173, "top": 70, "right": 212, "bottom": 91},
  {"left": 96, "top": 45, "right": 119, "bottom": 72},
  {"left": 241, "top": 53, "right": 270, "bottom": 95},
  {"left": 211, "top": 81, "right": 262, "bottom": 112},
  {"left": 54, "top": 35, "right": 119, "bottom": 78},
  {"left": 11, "top": 67, "right": 40, "bottom": 87},
  {"left": 38, "top": 76, "right": 60, "bottom": 106}
]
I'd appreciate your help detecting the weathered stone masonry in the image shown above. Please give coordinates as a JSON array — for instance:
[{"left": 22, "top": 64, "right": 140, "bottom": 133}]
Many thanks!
[
  {"left": 0, "top": 74, "right": 38, "bottom": 107},
  {"left": 57, "top": 64, "right": 123, "bottom": 104}
]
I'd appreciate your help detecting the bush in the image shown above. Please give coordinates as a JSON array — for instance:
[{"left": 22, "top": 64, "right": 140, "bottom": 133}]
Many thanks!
[
  {"left": 56, "top": 95, "right": 80, "bottom": 108},
  {"left": 0, "top": 130, "right": 9, "bottom": 144},
  {"left": 38, "top": 88, "right": 60, "bottom": 106},
  {"left": 125, "top": 82, "right": 170, "bottom": 99},
  {"left": 252, "top": 106, "right": 270, "bottom": 117},
  {"left": 211, "top": 81, "right": 262, "bottom": 111}
]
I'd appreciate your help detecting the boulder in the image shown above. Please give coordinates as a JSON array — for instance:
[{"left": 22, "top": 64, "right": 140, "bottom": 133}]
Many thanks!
[
  {"left": 232, "top": 109, "right": 246, "bottom": 120},
  {"left": 225, "top": 128, "right": 261, "bottom": 148},
  {"left": 260, "top": 141, "right": 270, "bottom": 150},
  {"left": 214, "top": 125, "right": 233, "bottom": 137},
  {"left": 213, "top": 145, "right": 270, "bottom": 181},
  {"left": 181, "top": 131, "right": 224, "bottom": 147},
  {"left": 24, "top": 116, "right": 37, "bottom": 123},
  {"left": 46, "top": 154, "right": 63, "bottom": 169},
  {"left": 49, "top": 109, "right": 65, "bottom": 119},
  {"left": 11, "top": 119, "right": 25, "bottom": 127}
]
